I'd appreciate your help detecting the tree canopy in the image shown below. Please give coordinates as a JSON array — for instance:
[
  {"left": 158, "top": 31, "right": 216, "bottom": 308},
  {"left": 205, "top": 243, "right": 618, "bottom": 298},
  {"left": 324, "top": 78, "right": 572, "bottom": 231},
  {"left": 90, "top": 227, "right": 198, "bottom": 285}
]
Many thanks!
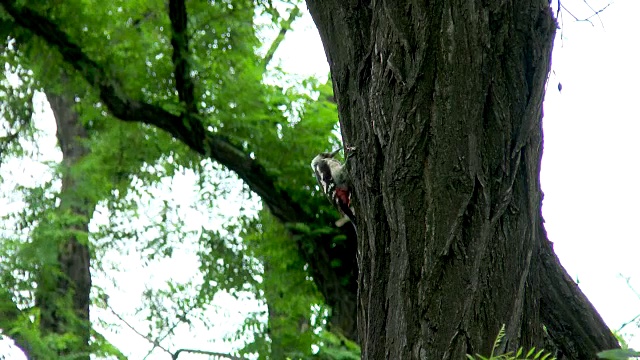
[{"left": 0, "top": 0, "right": 359, "bottom": 358}]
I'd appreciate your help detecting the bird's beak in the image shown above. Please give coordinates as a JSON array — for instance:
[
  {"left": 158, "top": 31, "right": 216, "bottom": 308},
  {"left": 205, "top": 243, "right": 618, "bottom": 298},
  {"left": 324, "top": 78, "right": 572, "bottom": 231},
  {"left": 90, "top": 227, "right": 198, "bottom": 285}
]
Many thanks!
[{"left": 330, "top": 148, "right": 342, "bottom": 157}]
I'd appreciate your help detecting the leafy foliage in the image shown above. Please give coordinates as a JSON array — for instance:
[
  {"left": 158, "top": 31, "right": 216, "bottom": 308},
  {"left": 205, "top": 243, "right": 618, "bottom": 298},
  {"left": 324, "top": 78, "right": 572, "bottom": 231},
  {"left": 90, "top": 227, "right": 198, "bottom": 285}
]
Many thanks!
[
  {"left": 466, "top": 325, "right": 556, "bottom": 360},
  {"left": 0, "top": 0, "right": 356, "bottom": 358},
  {"left": 598, "top": 348, "right": 640, "bottom": 360}
]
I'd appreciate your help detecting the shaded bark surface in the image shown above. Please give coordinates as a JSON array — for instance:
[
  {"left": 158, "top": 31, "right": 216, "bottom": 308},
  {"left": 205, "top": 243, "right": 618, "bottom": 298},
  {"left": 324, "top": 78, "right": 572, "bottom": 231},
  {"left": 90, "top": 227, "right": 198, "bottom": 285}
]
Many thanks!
[{"left": 306, "top": 0, "right": 618, "bottom": 359}]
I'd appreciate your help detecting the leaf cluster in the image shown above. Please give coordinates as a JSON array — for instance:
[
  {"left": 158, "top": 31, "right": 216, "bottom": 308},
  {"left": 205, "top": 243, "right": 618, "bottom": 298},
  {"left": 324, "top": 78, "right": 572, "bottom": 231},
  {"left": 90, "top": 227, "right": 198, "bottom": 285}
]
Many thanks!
[{"left": 467, "top": 325, "right": 556, "bottom": 360}]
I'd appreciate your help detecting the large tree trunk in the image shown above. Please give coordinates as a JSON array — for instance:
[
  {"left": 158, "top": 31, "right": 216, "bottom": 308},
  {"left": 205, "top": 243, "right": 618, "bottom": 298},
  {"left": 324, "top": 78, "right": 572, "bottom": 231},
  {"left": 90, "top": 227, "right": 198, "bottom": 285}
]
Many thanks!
[
  {"left": 306, "top": 1, "right": 618, "bottom": 359},
  {"left": 34, "top": 79, "right": 93, "bottom": 359}
]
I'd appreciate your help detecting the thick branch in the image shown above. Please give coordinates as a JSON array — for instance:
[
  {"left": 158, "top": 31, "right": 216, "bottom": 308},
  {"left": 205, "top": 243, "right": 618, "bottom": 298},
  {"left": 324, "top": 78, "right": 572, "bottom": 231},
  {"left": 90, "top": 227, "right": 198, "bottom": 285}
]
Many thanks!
[
  {"left": 0, "top": 1, "right": 310, "bottom": 225},
  {"left": 168, "top": 0, "right": 196, "bottom": 114}
]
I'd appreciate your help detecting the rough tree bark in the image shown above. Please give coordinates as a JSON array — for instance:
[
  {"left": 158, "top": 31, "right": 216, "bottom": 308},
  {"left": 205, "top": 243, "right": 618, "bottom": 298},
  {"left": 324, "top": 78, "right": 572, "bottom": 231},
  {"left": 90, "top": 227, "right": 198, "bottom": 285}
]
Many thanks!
[{"left": 306, "top": 0, "right": 618, "bottom": 359}]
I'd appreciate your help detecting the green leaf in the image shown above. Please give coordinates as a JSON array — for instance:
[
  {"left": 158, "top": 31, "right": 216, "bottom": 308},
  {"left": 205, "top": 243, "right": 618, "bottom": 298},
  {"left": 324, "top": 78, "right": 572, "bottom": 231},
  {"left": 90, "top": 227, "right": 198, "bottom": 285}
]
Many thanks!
[{"left": 598, "top": 349, "right": 640, "bottom": 360}]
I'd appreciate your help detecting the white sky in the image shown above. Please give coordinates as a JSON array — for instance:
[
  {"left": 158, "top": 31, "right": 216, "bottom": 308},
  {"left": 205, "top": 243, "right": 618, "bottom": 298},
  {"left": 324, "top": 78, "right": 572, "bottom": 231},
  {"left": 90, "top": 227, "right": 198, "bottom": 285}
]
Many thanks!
[
  {"left": 541, "top": 0, "right": 640, "bottom": 347},
  {"left": 2, "top": 1, "right": 640, "bottom": 358}
]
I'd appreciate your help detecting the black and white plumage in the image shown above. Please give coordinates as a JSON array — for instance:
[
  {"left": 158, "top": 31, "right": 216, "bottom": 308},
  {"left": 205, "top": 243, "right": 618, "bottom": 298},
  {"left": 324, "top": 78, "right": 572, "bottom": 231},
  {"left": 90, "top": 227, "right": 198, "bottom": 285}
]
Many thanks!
[{"left": 311, "top": 148, "right": 356, "bottom": 227}]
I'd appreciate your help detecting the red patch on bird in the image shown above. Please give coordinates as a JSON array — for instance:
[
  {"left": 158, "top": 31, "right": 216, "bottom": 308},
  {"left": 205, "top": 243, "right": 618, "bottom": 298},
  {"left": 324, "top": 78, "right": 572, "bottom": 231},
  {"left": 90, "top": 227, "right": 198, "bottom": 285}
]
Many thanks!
[{"left": 335, "top": 188, "right": 350, "bottom": 206}]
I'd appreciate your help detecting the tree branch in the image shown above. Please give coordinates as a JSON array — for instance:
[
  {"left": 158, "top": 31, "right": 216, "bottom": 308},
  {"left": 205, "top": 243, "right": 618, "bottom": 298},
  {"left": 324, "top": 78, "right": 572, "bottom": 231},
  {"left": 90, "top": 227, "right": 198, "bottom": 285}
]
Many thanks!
[
  {"left": 558, "top": 0, "right": 612, "bottom": 27},
  {"left": 173, "top": 348, "right": 244, "bottom": 360},
  {"left": 107, "top": 304, "right": 243, "bottom": 360},
  {"left": 0, "top": 2, "right": 359, "bottom": 340},
  {"left": 263, "top": 5, "right": 301, "bottom": 68},
  {"left": 168, "top": 0, "right": 196, "bottom": 114},
  {"left": 0, "top": 1, "right": 310, "bottom": 225}
]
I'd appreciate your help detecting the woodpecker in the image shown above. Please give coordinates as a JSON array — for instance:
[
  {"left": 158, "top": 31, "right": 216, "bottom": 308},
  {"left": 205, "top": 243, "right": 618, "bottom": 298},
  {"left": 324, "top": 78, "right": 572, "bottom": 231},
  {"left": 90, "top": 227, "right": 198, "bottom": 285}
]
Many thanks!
[{"left": 311, "top": 148, "right": 356, "bottom": 227}]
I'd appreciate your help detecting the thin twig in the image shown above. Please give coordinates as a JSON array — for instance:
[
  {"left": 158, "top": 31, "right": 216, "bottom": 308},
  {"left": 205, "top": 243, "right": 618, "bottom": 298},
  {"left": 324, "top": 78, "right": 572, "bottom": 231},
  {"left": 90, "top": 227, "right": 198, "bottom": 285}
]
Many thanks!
[
  {"left": 582, "top": 0, "right": 603, "bottom": 26},
  {"left": 583, "top": 1, "right": 613, "bottom": 25},
  {"left": 620, "top": 274, "right": 640, "bottom": 299},
  {"left": 616, "top": 274, "right": 640, "bottom": 332},
  {"left": 107, "top": 304, "right": 173, "bottom": 358},
  {"left": 107, "top": 304, "right": 244, "bottom": 360},
  {"left": 559, "top": 0, "right": 613, "bottom": 27},
  {"left": 619, "top": 313, "right": 640, "bottom": 332},
  {"left": 156, "top": 319, "right": 182, "bottom": 345},
  {"left": 560, "top": 3, "right": 593, "bottom": 26}
]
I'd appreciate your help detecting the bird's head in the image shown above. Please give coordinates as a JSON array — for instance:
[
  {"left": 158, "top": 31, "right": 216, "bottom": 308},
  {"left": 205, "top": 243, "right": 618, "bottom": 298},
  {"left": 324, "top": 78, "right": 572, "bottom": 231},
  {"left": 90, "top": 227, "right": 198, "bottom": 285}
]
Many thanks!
[{"left": 319, "top": 148, "right": 341, "bottom": 159}]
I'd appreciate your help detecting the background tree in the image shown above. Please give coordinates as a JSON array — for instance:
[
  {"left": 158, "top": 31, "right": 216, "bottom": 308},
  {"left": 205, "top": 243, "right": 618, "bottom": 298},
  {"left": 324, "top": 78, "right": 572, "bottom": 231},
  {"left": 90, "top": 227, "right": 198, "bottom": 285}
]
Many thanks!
[{"left": 0, "top": 0, "right": 358, "bottom": 358}]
